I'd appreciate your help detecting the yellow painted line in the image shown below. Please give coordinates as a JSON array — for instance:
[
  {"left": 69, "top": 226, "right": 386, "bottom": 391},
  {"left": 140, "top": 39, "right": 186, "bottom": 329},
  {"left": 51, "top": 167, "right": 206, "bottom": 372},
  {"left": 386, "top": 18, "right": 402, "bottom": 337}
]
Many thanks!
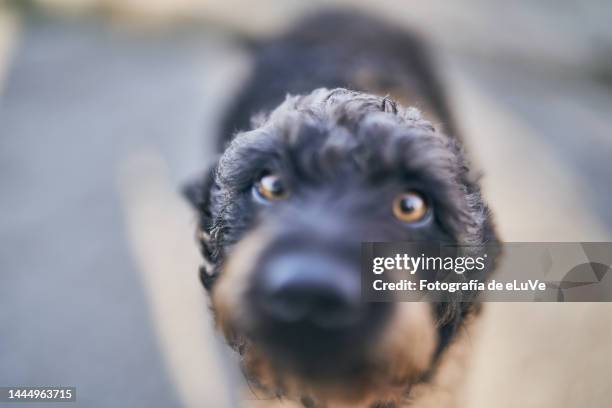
[
  {"left": 117, "top": 150, "right": 236, "bottom": 408},
  {"left": 445, "top": 65, "right": 611, "bottom": 242}
]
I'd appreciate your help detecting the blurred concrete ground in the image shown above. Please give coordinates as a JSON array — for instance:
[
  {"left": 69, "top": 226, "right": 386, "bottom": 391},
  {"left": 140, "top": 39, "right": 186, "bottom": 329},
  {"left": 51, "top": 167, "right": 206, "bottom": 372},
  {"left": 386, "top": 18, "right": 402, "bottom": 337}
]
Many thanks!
[{"left": 1, "top": 1, "right": 611, "bottom": 407}]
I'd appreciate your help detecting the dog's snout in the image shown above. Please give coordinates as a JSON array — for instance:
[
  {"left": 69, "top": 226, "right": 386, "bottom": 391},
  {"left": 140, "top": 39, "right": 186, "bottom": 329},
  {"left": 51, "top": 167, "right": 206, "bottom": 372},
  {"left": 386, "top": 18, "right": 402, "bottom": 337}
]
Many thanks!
[{"left": 257, "top": 253, "right": 362, "bottom": 329}]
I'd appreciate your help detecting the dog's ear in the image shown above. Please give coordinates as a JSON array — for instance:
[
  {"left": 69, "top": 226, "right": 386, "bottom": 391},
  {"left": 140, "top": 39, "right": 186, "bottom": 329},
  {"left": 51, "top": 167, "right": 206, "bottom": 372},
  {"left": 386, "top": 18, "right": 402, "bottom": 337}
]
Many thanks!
[
  {"left": 182, "top": 161, "right": 218, "bottom": 242},
  {"left": 183, "top": 162, "right": 217, "bottom": 215},
  {"left": 183, "top": 162, "right": 219, "bottom": 290}
]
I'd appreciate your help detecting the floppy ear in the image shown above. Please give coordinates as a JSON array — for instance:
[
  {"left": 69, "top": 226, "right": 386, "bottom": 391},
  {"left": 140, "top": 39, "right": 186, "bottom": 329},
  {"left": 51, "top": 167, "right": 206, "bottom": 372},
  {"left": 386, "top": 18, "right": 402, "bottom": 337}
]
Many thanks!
[
  {"left": 183, "top": 162, "right": 217, "bottom": 215},
  {"left": 183, "top": 162, "right": 219, "bottom": 290}
]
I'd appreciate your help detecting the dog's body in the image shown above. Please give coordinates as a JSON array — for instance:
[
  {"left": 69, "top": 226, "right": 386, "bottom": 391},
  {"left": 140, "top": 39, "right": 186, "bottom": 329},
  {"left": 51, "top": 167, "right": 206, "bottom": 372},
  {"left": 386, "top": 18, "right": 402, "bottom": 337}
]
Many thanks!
[
  {"left": 186, "top": 11, "right": 498, "bottom": 408},
  {"left": 220, "top": 11, "right": 458, "bottom": 150}
]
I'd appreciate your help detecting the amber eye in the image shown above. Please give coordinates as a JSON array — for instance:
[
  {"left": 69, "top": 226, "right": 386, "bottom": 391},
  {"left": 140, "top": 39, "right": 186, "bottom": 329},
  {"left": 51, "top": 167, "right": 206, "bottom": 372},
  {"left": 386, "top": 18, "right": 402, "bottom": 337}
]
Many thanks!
[
  {"left": 392, "top": 191, "right": 429, "bottom": 223},
  {"left": 255, "top": 173, "right": 289, "bottom": 201}
]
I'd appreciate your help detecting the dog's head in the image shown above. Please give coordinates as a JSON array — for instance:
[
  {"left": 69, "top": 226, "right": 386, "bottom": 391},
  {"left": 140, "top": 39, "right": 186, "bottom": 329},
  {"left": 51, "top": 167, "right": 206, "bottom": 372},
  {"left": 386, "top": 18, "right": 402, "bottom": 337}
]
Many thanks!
[{"left": 185, "top": 88, "right": 497, "bottom": 406}]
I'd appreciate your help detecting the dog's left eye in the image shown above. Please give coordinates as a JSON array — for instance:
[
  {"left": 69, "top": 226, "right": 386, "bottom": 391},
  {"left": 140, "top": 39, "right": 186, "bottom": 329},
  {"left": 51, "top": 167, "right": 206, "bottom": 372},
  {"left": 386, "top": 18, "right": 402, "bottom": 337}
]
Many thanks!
[{"left": 253, "top": 173, "right": 290, "bottom": 202}]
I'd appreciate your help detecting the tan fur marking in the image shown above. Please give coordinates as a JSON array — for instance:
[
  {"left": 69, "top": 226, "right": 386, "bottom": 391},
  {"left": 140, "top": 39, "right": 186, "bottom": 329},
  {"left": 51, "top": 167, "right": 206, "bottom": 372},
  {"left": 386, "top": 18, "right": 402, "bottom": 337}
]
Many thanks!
[
  {"left": 212, "top": 227, "right": 274, "bottom": 344},
  {"left": 403, "top": 315, "right": 475, "bottom": 407},
  {"left": 372, "top": 303, "right": 437, "bottom": 384}
]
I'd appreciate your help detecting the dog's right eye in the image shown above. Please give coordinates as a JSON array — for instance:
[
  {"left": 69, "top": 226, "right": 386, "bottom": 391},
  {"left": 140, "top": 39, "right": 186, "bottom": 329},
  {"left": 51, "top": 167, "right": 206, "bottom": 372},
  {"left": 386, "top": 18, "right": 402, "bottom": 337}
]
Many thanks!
[
  {"left": 253, "top": 173, "right": 290, "bottom": 202},
  {"left": 392, "top": 191, "right": 429, "bottom": 223}
]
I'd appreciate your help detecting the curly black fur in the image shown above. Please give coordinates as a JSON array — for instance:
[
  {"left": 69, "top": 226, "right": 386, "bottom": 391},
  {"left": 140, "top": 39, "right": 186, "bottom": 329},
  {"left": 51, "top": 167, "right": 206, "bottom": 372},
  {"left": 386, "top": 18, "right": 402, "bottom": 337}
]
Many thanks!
[{"left": 184, "top": 9, "right": 498, "bottom": 403}]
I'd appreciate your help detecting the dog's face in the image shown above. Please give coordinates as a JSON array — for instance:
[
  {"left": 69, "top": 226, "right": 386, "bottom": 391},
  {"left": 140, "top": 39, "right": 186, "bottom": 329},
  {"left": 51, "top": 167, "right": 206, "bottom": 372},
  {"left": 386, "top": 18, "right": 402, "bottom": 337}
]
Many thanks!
[{"left": 186, "top": 88, "right": 495, "bottom": 405}]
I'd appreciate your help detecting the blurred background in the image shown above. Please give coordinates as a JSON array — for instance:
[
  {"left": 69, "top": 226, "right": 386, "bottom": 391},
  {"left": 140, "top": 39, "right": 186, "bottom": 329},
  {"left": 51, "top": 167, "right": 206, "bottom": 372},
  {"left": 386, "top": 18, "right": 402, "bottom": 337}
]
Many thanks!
[{"left": 1, "top": 0, "right": 611, "bottom": 407}]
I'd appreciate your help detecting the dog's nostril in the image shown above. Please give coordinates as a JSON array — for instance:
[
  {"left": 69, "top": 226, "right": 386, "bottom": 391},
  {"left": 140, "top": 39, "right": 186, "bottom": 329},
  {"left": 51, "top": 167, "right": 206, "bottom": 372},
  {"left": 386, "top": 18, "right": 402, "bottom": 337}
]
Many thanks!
[
  {"left": 268, "top": 283, "right": 357, "bottom": 327},
  {"left": 256, "top": 253, "right": 362, "bottom": 328}
]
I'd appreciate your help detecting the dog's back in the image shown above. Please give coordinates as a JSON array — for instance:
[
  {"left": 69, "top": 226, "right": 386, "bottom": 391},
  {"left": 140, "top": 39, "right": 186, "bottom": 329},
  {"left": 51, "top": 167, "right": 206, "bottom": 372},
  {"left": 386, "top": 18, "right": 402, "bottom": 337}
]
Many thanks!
[{"left": 219, "top": 10, "right": 458, "bottom": 149}]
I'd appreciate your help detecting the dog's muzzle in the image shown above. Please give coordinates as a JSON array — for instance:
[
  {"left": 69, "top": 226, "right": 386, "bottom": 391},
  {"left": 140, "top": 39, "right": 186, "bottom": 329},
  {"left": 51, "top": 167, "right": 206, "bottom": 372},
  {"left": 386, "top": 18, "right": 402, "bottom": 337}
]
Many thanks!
[
  {"left": 254, "top": 251, "right": 362, "bottom": 328},
  {"left": 245, "top": 234, "right": 390, "bottom": 374}
]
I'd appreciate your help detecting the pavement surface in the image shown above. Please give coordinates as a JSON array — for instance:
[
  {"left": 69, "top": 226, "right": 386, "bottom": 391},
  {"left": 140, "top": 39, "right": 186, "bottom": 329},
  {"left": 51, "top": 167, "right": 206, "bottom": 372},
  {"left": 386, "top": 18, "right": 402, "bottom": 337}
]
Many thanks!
[{"left": 0, "top": 15, "right": 242, "bottom": 407}]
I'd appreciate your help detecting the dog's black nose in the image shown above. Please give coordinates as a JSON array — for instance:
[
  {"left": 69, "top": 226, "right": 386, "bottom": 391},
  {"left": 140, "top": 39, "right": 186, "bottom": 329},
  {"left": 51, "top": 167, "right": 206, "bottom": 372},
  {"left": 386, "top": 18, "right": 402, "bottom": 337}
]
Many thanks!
[{"left": 256, "top": 253, "right": 362, "bottom": 329}]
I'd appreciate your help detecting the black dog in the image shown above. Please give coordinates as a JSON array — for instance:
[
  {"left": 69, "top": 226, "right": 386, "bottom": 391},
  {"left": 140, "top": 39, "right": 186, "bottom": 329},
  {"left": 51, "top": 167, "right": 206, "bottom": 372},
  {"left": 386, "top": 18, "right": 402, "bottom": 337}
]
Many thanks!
[{"left": 185, "top": 10, "right": 498, "bottom": 408}]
